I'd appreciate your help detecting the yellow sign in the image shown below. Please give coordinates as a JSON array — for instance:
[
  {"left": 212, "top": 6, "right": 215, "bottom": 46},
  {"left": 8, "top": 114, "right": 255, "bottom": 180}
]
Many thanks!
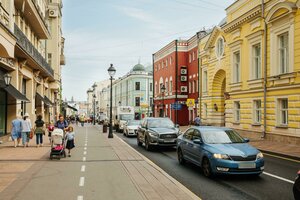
[{"left": 186, "top": 99, "right": 195, "bottom": 107}]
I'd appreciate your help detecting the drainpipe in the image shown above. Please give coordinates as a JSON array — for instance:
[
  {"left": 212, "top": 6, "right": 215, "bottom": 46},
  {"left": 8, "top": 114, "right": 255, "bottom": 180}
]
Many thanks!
[
  {"left": 152, "top": 53, "right": 155, "bottom": 117},
  {"left": 175, "top": 40, "right": 178, "bottom": 125},
  {"left": 197, "top": 31, "right": 202, "bottom": 123},
  {"left": 262, "top": 0, "right": 267, "bottom": 138}
]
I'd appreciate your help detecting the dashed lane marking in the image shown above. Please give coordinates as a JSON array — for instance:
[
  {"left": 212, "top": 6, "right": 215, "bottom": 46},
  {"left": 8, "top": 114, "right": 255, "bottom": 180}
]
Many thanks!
[
  {"left": 83, "top": 157, "right": 86, "bottom": 162},
  {"left": 83, "top": 151, "right": 87, "bottom": 155},
  {"left": 81, "top": 165, "right": 86, "bottom": 172},
  {"left": 263, "top": 172, "right": 294, "bottom": 184},
  {"left": 79, "top": 177, "right": 85, "bottom": 186},
  {"left": 84, "top": 147, "right": 87, "bottom": 150},
  {"left": 77, "top": 196, "right": 83, "bottom": 200}
]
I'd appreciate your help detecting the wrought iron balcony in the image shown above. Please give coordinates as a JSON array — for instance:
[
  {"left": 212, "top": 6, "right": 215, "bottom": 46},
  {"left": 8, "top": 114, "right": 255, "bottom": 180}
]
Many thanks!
[{"left": 14, "top": 24, "right": 54, "bottom": 77}]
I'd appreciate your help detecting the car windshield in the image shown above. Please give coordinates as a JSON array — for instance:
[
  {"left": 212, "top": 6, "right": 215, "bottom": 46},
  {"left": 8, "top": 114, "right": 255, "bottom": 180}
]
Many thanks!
[
  {"left": 201, "top": 129, "right": 245, "bottom": 144},
  {"left": 128, "top": 120, "right": 140, "bottom": 126},
  {"left": 148, "top": 118, "right": 174, "bottom": 128},
  {"left": 120, "top": 114, "right": 134, "bottom": 121}
]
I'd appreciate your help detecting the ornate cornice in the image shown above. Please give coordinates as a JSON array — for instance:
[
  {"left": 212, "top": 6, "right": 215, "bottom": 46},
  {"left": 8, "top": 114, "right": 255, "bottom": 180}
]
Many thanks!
[{"left": 223, "top": 6, "right": 261, "bottom": 33}]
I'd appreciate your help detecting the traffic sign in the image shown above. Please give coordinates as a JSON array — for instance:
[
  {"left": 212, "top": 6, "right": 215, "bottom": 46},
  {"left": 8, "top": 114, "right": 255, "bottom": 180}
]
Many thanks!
[
  {"left": 171, "top": 103, "right": 182, "bottom": 110},
  {"left": 186, "top": 99, "right": 195, "bottom": 107}
]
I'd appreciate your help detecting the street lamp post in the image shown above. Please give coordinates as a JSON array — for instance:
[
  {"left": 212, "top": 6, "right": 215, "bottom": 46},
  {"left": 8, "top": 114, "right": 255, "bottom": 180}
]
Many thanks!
[
  {"left": 92, "top": 83, "right": 97, "bottom": 125},
  {"left": 108, "top": 64, "right": 116, "bottom": 138},
  {"left": 161, "top": 84, "right": 166, "bottom": 117}
]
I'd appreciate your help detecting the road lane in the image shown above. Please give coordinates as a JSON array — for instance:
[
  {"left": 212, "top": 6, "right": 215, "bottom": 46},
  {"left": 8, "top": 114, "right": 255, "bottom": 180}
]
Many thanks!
[{"left": 117, "top": 133, "right": 296, "bottom": 200}]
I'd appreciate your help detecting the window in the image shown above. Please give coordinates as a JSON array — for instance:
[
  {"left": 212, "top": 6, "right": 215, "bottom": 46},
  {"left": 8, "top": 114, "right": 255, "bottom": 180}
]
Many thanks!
[
  {"left": 135, "top": 97, "right": 140, "bottom": 106},
  {"left": 169, "top": 57, "right": 172, "bottom": 65},
  {"left": 253, "top": 100, "right": 261, "bottom": 124},
  {"left": 165, "top": 81, "right": 168, "bottom": 94},
  {"left": 21, "top": 79, "right": 27, "bottom": 116},
  {"left": 196, "top": 80, "right": 198, "bottom": 92},
  {"left": 192, "top": 81, "right": 195, "bottom": 93},
  {"left": 192, "top": 52, "right": 195, "bottom": 61},
  {"left": 233, "top": 51, "right": 240, "bottom": 83},
  {"left": 135, "top": 82, "right": 140, "bottom": 91},
  {"left": 216, "top": 38, "right": 224, "bottom": 57},
  {"left": 169, "top": 80, "right": 172, "bottom": 94},
  {"left": 203, "top": 70, "right": 208, "bottom": 92},
  {"left": 48, "top": 53, "right": 52, "bottom": 67},
  {"left": 204, "top": 103, "right": 207, "bottom": 118},
  {"left": 278, "top": 32, "right": 289, "bottom": 74},
  {"left": 165, "top": 59, "right": 168, "bottom": 67},
  {"left": 149, "top": 83, "right": 153, "bottom": 91},
  {"left": 189, "top": 82, "right": 191, "bottom": 93},
  {"left": 252, "top": 44, "right": 261, "bottom": 79},
  {"left": 234, "top": 101, "right": 240, "bottom": 122},
  {"left": 278, "top": 98, "right": 288, "bottom": 126},
  {"left": 189, "top": 54, "right": 192, "bottom": 63},
  {"left": 150, "top": 97, "right": 153, "bottom": 106},
  {"left": 183, "top": 129, "right": 194, "bottom": 140}
]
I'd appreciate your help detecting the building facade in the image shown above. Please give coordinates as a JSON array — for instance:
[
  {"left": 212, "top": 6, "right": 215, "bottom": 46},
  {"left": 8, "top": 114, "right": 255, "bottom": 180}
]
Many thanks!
[
  {"left": 0, "top": 0, "right": 65, "bottom": 138},
  {"left": 153, "top": 33, "right": 205, "bottom": 126},
  {"left": 199, "top": 0, "right": 300, "bottom": 144}
]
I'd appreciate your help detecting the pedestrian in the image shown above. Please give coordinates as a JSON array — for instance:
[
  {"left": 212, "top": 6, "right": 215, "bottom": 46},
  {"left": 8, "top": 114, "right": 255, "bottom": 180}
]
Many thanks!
[
  {"left": 80, "top": 115, "right": 85, "bottom": 127},
  {"left": 11, "top": 115, "right": 22, "bottom": 147},
  {"left": 21, "top": 113, "right": 32, "bottom": 147},
  {"left": 48, "top": 121, "right": 55, "bottom": 143},
  {"left": 34, "top": 115, "right": 45, "bottom": 147},
  {"left": 194, "top": 115, "right": 201, "bottom": 126},
  {"left": 65, "top": 125, "right": 75, "bottom": 157},
  {"left": 55, "top": 114, "right": 68, "bottom": 132}
]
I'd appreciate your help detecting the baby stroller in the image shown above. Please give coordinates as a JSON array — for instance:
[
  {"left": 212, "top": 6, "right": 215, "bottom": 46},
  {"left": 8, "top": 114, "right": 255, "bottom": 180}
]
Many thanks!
[{"left": 50, "top": 128, "right": 66, "bottom": 160}]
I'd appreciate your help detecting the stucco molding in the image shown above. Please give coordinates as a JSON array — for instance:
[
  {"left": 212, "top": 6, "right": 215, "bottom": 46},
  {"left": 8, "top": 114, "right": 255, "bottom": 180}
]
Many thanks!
[{"left": 265, "top": 2, "right": 297, "bottom": 24}]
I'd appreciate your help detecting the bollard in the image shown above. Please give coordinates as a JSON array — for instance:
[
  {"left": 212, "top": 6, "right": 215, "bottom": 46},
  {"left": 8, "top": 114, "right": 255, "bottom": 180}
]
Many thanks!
[{"left": 103, "top": 125, "right": 107, "bottom": 133}]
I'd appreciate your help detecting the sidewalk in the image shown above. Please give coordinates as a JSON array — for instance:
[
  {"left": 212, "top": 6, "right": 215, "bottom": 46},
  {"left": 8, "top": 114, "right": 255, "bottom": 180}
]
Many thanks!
[
  {"left": 0, "top": 127, "right": 200, "bottom": 200},
  {"left": 180, "top": 126, "right": 300, "bottom": 160}
]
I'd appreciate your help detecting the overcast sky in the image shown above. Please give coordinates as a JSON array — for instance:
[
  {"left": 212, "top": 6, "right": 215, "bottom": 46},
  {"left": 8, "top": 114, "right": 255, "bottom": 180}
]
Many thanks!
[{"left": 62, "top": 0, "right": 235, "bottom": 101}]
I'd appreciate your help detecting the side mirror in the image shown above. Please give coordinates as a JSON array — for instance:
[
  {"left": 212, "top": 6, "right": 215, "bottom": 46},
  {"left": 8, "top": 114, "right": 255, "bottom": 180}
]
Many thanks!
[
  {"left": 193, "top": 139, "right": 202, "bottom": 144},
  {"left": 244, "top": 138, "right": 250, "bottom": 143}
]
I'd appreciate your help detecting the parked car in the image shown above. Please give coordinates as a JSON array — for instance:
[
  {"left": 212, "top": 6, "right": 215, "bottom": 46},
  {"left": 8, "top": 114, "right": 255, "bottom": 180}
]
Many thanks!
[
  {"left": 293, "top": 170, "right": 300, "bottom": 200},
  {"left": 176, "top": 126, "right": 264, "bottom": 177},
  {"left": 137, "top": 117, "right": 180, "bottom": 151},
  {"left": 123, "top": 120, "right": 140, "bottom": 137}
]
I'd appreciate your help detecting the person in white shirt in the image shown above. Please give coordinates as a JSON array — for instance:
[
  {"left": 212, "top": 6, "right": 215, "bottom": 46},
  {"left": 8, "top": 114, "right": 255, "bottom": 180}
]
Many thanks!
[
  {"left": 21, "top": 113, "right": 32, "bottom": 147},
  {"left": 65, "top": 126, "right": 75, "bottom": 157}
]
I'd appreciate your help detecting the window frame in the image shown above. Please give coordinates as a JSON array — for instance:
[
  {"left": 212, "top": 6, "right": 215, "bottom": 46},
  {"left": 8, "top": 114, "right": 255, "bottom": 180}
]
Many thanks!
[
  {"left": 233, "top": 50, "right": 241, "bottom": 83},
  {"left": 253, "top": 100, "right": 261, "bottom": 124},
  {"left": 215, "top": 37, "right": 224, "bottom": 58},
  {"left": 234, "top": 101, "right": 241, "bottom": 123},
  {"left": 277, "top": 98, "right": 288, "bottom": 126}
]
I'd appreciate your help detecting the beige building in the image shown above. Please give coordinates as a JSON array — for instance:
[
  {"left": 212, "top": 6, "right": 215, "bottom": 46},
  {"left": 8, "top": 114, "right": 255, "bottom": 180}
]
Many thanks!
[{"left": 0, "top": 0, "right": 65, "bottom": 138}]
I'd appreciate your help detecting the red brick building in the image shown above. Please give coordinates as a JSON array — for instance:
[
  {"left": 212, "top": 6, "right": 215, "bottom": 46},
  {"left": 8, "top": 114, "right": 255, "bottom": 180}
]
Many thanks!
[{"left": 153, "top": 34, "right": 201, "bottom": 125}]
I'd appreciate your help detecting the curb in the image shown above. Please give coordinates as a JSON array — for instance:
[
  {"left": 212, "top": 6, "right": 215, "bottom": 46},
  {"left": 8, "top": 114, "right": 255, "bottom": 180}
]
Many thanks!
[
  {"left": 259, "top": 149, "right": 300, "bottom": 162},
  {"left": 115, "top": 133, "right": 201, "bottom": 200}
]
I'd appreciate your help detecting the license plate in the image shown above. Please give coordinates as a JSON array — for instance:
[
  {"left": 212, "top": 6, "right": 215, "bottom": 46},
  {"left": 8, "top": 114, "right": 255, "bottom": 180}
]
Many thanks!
[
  {"left": 238, "top": 162, "right": 256, "bottom": 169},
  {"left": 164, "top": 139, "right": 175, "bottom": 143}
]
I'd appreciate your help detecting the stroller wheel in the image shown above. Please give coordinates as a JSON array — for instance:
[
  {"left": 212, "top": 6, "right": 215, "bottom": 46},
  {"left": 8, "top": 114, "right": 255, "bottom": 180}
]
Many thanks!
[
  {"left": 63, "top": 151, "right": 66, "bottom": 158},
  {"left": 50, "top": 155, "right": 53, "bottom": 160}
]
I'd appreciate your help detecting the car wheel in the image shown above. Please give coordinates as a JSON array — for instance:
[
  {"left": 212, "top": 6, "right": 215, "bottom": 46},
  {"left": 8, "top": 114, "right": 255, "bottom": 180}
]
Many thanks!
[
  {"left": 137, "top": 134, "right": 143, "bottom": 146},
  {"left": 177, "top": 148, "right": 185, "bottom": 165},
  {"left": 145, "top": 137, "right": 152, "bottom": 151},
  {"left": 202, "top": 157, "right": 212, "bottom": 177}
]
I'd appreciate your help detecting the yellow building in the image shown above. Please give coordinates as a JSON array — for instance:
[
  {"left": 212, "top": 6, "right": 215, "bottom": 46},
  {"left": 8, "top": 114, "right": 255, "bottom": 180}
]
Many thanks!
[
  {"left": 199, "top": 0, "right": 300, "bottom": 144},
  {"left": 0, "top": 0, "right": 65, "bottom": 139}
]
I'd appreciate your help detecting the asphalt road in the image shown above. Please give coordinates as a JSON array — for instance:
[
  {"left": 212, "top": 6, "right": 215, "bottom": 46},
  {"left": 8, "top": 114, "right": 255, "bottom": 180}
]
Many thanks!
[{"left": 116, "top": 132, "right": 299, "bottom": 200}]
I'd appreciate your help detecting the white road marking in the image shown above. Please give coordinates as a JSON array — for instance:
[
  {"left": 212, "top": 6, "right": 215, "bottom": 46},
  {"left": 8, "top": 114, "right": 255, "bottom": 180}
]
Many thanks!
[
  {"left": 83, "top": 157, "right": 86, "bottom": 161},
  {"left": 79, "top": 177, "right": 85, "bottom": 186},
  {"left": 263, "top": 172, "right": 294, "bottom": 184},
  {"left": 83, "top": 151, "right": 87, "bottom": 155},
  {"left": 81, "top": 165, "right": 86, "bottom": 172},
  {"left": 84, "top": 144, "right": 87, "bottom": 146},
  {"left": 84, "top": 147, "right": 87, "bottom": 150},
  {"left": 77, "top": 196, "right": 83, "bottom": 200}
]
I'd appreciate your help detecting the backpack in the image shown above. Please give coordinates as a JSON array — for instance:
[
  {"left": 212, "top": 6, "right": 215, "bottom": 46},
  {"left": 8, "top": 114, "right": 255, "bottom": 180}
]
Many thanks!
[{"left": 55, "top": 120, "right": 68, "bottom": 128}]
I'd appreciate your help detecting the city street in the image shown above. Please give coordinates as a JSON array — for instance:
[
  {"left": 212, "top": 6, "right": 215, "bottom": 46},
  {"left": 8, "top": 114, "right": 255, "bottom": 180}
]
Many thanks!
[{"left": 116, "top": 132, "right": 299, "bottom": 200}]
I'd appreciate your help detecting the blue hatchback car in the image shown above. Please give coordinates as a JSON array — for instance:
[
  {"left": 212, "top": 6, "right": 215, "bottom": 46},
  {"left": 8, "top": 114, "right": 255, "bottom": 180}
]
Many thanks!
[{"left": 177, "top": 126, "right": 264, "bottom": 177}]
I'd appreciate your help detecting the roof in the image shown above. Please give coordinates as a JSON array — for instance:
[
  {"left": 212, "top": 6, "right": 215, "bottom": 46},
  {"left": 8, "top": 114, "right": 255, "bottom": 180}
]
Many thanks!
[{"left": 132, "top": 63, "right": 145, "bottom": 72}]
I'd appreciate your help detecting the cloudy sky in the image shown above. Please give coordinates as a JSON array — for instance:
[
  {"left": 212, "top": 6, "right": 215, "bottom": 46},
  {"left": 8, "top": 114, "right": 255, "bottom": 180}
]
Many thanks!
[{"left": 62, "top": 0, "right": 235, "bottom": 101}]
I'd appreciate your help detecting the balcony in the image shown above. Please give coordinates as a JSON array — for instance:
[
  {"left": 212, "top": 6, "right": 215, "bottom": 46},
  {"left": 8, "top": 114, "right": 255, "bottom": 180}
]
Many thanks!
[
  {"left": 14, "top": 24, "right": 54, "bottom": 78},
  {"left": 14, "top": 0, "right": 50, "bottom": 39}
]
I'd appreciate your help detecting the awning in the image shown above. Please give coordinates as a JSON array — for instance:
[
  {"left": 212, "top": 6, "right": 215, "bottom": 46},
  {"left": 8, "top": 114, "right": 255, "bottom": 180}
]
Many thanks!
[
  {"left": 67, "top": 104, "right": 78, "bottom": 111},
  {"left": 0, "top": 81, "right": 29, "bottom": 101},
  {"left": 44, "top": 96, "right": 54, "bottom": 106}
]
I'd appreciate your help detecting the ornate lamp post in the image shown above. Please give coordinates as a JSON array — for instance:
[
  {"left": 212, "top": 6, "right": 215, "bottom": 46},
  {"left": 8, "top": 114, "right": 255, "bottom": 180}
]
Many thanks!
[
  {"left": 161, "top": 84, "right": 166, "bottom": 117},
  {"left": 108, "top": 64, "right": 116, "bottom": 138},
  {"left": 92, "top": 83, "right": 97, "bottom": 125}
]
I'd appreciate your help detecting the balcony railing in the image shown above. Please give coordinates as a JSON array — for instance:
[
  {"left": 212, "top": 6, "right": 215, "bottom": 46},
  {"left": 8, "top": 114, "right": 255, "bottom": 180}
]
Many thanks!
[{"left": 14, "top": 24, "right": 54, "bottom": 76}]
